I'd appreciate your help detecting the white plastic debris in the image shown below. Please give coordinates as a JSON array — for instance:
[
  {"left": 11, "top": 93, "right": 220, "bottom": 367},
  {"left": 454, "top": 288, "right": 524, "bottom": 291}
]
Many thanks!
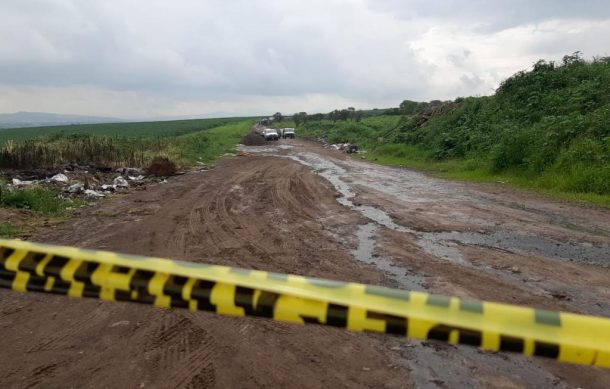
[
  {"left": 84, "top": 189, "right": 105, "bottom": 199},
  {"left": 67, "top": 183, "right": 84, "bottom": 193},
  {"left": 11, "top": 178, "right": 34, "bottom": 187},
  {"left": 101, "top": 184, "right": 116, "bottom": 192},
  {"left": 113, "top": 176, "right": 129, "bottom": 188},
  {"left": 128, "top": 175, "right": 145, "bottom": 181},
  {"left": 51, "top": 173, "right": 69, "bottom": 183}
]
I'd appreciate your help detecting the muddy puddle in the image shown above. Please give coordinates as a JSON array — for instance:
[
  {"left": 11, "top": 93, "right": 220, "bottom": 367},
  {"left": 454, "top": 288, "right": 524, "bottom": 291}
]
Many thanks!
[
  {"left": 277, "top": 148, "right": 600, "bottom": 387},
  {"left": 286, "top": 150, "right": 608, "bottom": 267},
  {"left": 428, "top": 230, "right": 609, "bottom": 266},
  {"left": 352, "top": 223, "right": 426, "bottom": 291},
  {"left": 228, "top": 143, "right": 610, "bottom": 387},
  {"left": 239, "top": 144, "right": 609, "bottom": 270}
]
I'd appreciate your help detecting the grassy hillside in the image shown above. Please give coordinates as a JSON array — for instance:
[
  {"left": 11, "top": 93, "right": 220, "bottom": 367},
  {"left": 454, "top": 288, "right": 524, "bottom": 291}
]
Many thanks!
[{"left": 294, "top": 54, "right": 610, "bottom": 205}]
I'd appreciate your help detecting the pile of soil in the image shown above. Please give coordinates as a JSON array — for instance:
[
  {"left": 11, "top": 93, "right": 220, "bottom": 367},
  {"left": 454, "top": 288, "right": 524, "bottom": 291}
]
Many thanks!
[
  {"left": 240, "top": 132, "right": 266, "bottom": 146},
  {"left": 146, "top": 157, "right": 177, "bottom": 177}
]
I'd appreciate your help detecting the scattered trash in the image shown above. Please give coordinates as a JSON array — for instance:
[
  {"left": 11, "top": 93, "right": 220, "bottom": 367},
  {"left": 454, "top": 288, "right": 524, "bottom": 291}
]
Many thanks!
[
  {"left": 84, "top": 189, "right": 105, "bottom": 199},
  {"left": 330, "top": 143, "right": 359, "bottom": 153},
  {"left": 11, "top": 178, "right": 35, "bottom": 187},
  {"left": 50, "top": 173, "right": 69, "bottom": 183},
  {"left": 67, "top": 183, "right": 84, "bottom": 194},
  {"left": 101, "top": 184, "right": 116, "bottom": 192},
  {"left": 113, "top": 176, "right": 129, "bottom": 188},
  {"left": 4, "top": 163, "right": 167, "bottom": 203},
  {"left": 117, "top": 167, "right": 144, "bottom": 176}
]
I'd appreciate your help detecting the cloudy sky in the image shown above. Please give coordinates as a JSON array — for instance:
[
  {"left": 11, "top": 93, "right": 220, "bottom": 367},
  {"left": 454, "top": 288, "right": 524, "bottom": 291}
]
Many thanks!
[{"left": 1, "top": 0, "right": 609, "bottom": 119}]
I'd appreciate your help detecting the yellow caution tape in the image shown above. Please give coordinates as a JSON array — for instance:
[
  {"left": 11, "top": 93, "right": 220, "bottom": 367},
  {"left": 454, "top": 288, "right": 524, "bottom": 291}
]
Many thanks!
[{"left": 0, "top": 238, "right": 609, "bottom": 368}]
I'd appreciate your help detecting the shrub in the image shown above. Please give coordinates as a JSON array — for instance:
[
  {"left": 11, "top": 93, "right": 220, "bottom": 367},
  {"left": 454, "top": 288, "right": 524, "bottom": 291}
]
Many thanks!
[
  {"left": 147, "top": 156, "right": 177, "bottom": 177},
  {"left": 0, "top": 186, "right": 73, "bottom": 213}
]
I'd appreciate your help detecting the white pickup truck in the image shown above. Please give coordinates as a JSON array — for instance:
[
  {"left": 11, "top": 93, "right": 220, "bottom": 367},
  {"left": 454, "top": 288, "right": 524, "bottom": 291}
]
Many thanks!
[
  {"left": 281, "top": 128, "right": 295, "bottom": 139},
  {"left": 262, "top": 128, "right": 279, "bottom": 141}
]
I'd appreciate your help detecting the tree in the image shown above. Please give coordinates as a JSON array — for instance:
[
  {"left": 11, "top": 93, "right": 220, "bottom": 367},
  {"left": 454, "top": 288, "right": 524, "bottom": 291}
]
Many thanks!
[
  {"left": 355, "top": 110, "right": 364, "bottom": 122},
  {"left": 273, "top": 112, "right": 284, "bottom": 122},
  {"left": 562, "top": 51, "right": 583, "bottom": 66},
  {"left": 310, "top": 113, "right": 324, "bottom": 121},
  {"left": 399, "top": 100, "right": 419, "bottom": 115},
  {"left": 328, "top": 109, "right": 341, "bottom": 122},
  {"left": 293, "top": 112, "right": 301, "bottom": 126},
  {"left": 347, "top": 107, "right": 356, "bottom": 121},
  {"left": 292, "top": 112, "right": 308, "bottom": 126}
]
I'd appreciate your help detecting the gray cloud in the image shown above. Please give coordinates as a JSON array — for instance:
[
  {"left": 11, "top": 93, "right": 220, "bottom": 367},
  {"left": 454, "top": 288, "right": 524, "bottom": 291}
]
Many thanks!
[
  {"left": 370, "top": 0, "right": 610, "bottom": 32},
  {"left": 0, "top": 0, "right": 609, "bottom": 118}
]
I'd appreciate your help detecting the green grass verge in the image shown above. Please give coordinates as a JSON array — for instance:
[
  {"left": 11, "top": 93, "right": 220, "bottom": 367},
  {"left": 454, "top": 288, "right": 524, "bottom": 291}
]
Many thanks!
[
  {"left": 357, "top": 144, "right": 610, "bottom": 208},
  {"left": 172, "top": 119, "right": 254, "bottom": 164},
  {"left": 0, "top": 186, "right": 80, "bottom": 214},
  {"left": 0, "top": 223, "right": 22, "bottom": 238},
  {"left": 295, "top": 113, "right": 610, "bottom": 208}
]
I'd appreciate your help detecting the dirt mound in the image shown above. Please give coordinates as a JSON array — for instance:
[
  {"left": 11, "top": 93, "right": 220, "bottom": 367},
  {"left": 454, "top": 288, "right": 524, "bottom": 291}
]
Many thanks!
[
  {"left": 147, "top": 156, "right": 177, "bottom": 177},
  {"left": 240, "top": 132, "right": 266, "bottom": 146}
]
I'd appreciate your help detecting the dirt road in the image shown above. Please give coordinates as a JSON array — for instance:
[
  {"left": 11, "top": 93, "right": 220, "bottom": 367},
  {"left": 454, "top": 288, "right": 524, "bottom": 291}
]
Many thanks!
[{"left": 1, "top": 138, "right": 609, "bottom": 388}]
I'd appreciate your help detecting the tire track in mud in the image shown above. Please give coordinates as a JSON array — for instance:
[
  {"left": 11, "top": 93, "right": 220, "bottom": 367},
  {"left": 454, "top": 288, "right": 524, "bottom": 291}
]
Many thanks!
[
  {"left": 143, "top": 313, "right": 217, "bottom": 389},
  {"left": 239, "top": 140, "right": 610, "bottom": 388},
  {"left": 1, "top": 151, "right": 408, "bottom": 388},
  {"left": 2, "top": 138, "right": 608, "bottom": 388}
]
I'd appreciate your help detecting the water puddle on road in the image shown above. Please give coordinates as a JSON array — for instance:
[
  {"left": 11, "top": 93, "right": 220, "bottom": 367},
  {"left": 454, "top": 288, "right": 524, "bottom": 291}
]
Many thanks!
[
  {"left": 428, "top": 230, "right": 609, "bottom": 266},
  {"left": 352, "top": 223, "right": 426, "bottom": 291},
  {"left": 288, "top": 151, "right": 609, "bottom": 266},
  {"left": 240, "top": 146, "right": 609, "bottom": 267},
  {"left": 240, "top": 145, "right": 584, "bottom": 386},
  {"left": 287, "top": 152, "right": 470, "bottom": 266}
]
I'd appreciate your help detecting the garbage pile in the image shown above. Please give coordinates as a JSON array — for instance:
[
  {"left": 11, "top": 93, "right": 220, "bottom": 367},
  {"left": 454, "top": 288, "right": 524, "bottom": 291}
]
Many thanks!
[
  {"left": 330, "top": 143, "right": 359, "bottom": 154},
  {"left": 6, "top": 165, "right": 159, "bottom": 200}
]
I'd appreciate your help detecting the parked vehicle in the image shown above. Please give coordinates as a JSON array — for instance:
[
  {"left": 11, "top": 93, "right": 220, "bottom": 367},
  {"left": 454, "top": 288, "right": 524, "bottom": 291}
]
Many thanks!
[
  {"left": 263, "top": 128, "right": 279, "bottom": 141},
  {"left": 282, "top": 128, "right": 295, "bottom": 139}
]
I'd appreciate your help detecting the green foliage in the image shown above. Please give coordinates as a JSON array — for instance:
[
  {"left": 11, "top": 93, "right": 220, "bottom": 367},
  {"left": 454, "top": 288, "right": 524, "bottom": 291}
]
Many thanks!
[
  {"left": 0, "top": 223, "right": 22, "bottom": 238},
  {"left": 297, "top": 115, "right": 401, "bottom": 147},
  {"left": 0, "top": 119, "right": 254, "bottom": 169},
  {"left": 399, "top": 100, "right": 419, "bottom": 115},
  {"left": 173, "top": 120, "right": 254, "bottom": 163},
  {"left": 394, "top": 54, "right": 610, "bottom": 197},
  {"left": 0, "top": 120, "right": 253, "bottom": 217},
  {"left": 294, "top": 54, "right": 610, "bottom": 202},
  {"left": 0, "top": 185, "right": 75, "bottom": 214}
]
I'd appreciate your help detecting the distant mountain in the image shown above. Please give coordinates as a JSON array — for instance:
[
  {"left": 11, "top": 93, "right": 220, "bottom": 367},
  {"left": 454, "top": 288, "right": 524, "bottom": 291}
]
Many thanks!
[{"left": 0, "top": 111, "right": 124, "bottom": 129}]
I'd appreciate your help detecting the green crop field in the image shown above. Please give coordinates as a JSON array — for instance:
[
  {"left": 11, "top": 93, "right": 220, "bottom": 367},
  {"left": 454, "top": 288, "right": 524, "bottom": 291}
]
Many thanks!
[
  {"left": 0, "top": 117, "right": 253, "bottom": 143},
  {"left": 0, "top": 117, "right": 255, "bottom": 170}
]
